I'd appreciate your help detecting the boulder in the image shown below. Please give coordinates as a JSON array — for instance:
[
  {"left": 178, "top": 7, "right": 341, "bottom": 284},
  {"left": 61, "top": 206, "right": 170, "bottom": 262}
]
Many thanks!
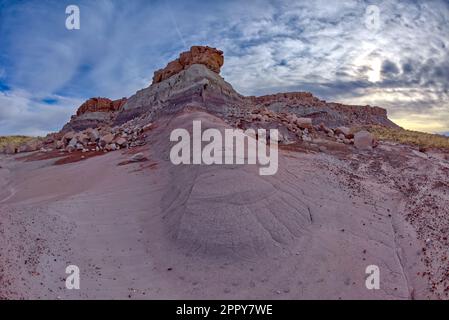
[
  {"left": 68, "top": 137, "right": 78, "bottom": 148},
  {"left": 4, "top": 144, "right": 17, "bottom": 154},
  {"left": 302, "top": 135, "right": 312, "bottom": 142},
  {"left": 130, "top": 153, "right": 146, "bottom": 162},
  {"left": 65, "top": 138, "right": 78, "bottom": 152},
  {"left": 55, "top": 140, "right": 64, "bottom": 149},
  {"left": 63, "top": 131, "right": 75, "bottom": 144},
  {"left": 115, "top": 137, "right": 127, "bottom": 147},
  {"left": 412, "top": 150, "right": 428, "bottom": 159},
  {"left": 105, "top": 143, "right": 117, "bottom": 151},
  {"left": 87, "top": 128, "right": 100, "bottom": 142},
  {"left": 99, "top": 133, "right": 115, "bottom": 148},
  {"left": 334, "top": 126, "right": 353, "bottom": 138},
  {"left": 77, "top": 133, "right": 90, "bottom": 145},
  {"left": 18, "top": 140, "right": 40, "bottom": 153},
  {"left": 296, "top": 117, "right": 313, "bottom": 129},
  {"left": 319, "top": 123, "right": 332, "bottom": 134},
  {"left": 354, "top": 130, "right": 374, "bottom": 150}
]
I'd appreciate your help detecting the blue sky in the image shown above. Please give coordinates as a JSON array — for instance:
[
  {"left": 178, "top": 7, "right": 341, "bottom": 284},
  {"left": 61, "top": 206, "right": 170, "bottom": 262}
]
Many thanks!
[{"left": 0, "top": 0, "right": 448, "bottom": 136}]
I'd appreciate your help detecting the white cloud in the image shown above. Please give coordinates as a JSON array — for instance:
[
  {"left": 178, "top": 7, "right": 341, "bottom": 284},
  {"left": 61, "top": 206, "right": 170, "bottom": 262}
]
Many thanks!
[
  {"left": 0, "top": 90, "right": 82, "bottom": 136},
  {"left": 0, "top": 0, "right": 448, "bottom": 134}
]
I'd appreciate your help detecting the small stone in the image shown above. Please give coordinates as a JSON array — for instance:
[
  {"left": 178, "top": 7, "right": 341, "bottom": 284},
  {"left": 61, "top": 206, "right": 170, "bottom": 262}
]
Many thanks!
[
  {"left": 115, "top": 137, "right": 127, "bottom": 147},
  {"left": 130, "top": 153, "right": 146, "bottom": 162},
  {"left": 105, "top": 143, "right": 117, "bottom": 151}
]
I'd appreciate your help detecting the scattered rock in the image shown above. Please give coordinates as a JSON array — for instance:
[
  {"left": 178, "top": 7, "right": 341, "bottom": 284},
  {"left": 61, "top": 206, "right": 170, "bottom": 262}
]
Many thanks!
[
  {"left": 296, "top": 117, "right": 313, "bottom": 129},
  {"left": 130, "top": 153, "right": 146, "bottom": 162},
  {"left": 63, "top": 131, "right": 75, "bottom": 143},
  {"left": 335, "top": 126, "right": 353, "bottom": 139},
  {"left": 115, "top": 137, "right": 128, "bottom": 147},
  {"left": 18, "top": 140, "right": 41, "bottom": 153},
  {"left": 4, "top": 144, "right": 17, "bottom": 154},
  {"left": 105, "top": 143, "right": 117, "bottom": 151},
  {"left": 412, "top": 150, "right": 428, "bottom": 159},
  {"left": 99, "top": 134, "right": 115, "bottom": 148},
  {"left": 68, "top": 138, "right": 78, "bottom": 149},
  {"left": 354, "top": 131, "right": 375, "bottom": 150},
  {"left": 87, "top": 128, "right": 100, "bottom": 142}
]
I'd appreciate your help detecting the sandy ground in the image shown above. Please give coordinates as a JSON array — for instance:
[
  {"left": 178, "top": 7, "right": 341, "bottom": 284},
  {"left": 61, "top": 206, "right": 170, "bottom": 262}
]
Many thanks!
[{"left": 1, "top": 110, "right": 447, "bottom": 299}]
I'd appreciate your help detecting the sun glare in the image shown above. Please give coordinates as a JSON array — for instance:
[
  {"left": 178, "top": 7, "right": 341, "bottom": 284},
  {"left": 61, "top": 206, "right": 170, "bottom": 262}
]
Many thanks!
[{"left": 367, "top": 58, "right": 381, "bottom": 83}]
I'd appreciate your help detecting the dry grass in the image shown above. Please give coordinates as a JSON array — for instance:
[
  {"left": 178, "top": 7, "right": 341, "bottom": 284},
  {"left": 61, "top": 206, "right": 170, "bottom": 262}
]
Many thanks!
[
  {"left": 0, "top": 136, "right": 34, "bottom": 150},
  {"left": 366, "top": 125, "right": 449, "bottom": 150}
]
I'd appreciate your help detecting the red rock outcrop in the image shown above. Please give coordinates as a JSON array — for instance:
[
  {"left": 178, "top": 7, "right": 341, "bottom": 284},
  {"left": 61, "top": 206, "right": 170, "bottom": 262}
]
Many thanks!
[
  {"left": 152, "top": 46, "right": 224, "bottom": 84},
  {"left": 76, "top": 97, "right": 127, "bottom": 116}
]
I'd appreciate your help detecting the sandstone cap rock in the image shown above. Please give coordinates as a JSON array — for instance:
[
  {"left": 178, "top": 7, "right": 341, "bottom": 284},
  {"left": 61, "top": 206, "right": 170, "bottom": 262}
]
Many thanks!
[{"left": 152, "top": 46, "right": 224, "bottom": 84}]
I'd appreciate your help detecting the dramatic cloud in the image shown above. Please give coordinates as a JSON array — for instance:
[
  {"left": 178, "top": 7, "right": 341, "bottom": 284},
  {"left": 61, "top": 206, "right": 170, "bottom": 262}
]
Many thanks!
[{"left": 0, "top": 0, "right": 448, "bottom": 135}]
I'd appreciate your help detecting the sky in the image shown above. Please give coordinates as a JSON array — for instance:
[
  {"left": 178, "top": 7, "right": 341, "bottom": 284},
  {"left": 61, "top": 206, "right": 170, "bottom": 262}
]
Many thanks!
[{"left": 0, "top": 0, "right": 448, "bottom": 136}]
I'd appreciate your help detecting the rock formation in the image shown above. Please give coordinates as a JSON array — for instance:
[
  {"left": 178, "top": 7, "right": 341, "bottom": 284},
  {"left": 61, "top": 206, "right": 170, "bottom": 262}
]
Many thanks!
[
  {"left": 5, "top": 45, "right": 398, "bottom": 154},
  {"left": 152, "top": 46, "right": 224, "bottom": 84},
  {"left": 118, "top": 45, "right": 397, "bottom": 130},
  {"left": 61, "top": 97, "right": 127, "bottom": 132},
  {"left": 76, "top": 97, "right": 127, "bottom": 116}
]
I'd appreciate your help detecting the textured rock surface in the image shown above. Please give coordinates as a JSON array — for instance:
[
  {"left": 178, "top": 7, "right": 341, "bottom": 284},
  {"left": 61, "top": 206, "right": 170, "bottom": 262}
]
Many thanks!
[
  {"left": 152, "top": 46, "right": 224, "bottom": 84},
  {"left": 116, "top": 64, "right": 245, "bottom": 124},
  {"left": 76, "top": 97, "right": 127, "bottom": 116},
  {"left": 62, "top": 97, "right": 127, "bottom": 132},
  {"left": 354, "top": 130, "right": 375, "bottom": 150},
  {"left": 248, "top": 92, "right": 398, "bottom": 128}
]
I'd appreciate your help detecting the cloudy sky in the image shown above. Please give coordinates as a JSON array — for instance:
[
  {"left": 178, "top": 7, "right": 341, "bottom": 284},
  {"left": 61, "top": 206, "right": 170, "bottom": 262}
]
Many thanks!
[{"left": 0, "top": 0, "right": 448, "bottom": 136}]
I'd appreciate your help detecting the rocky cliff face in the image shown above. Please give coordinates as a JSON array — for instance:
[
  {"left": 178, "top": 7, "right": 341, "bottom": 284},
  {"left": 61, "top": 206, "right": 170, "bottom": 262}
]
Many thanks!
[
  {"left": 62, "top": 97, "right": 127, "bottom": 132},
  {"left": 152, "top": 46, "right": 224, "bottom": 84},
  {"left": 247, "top": 92, "right": 398, "bottom": 128},
  {"left": 116, "top": 63, "right": 245, "bottom": 124}
]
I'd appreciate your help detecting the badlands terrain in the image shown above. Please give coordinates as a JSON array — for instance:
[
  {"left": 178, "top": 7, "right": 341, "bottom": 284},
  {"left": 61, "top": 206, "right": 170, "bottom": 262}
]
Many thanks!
[{"left": 1, "top": 46, "right": 449, "bottom": 299}]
